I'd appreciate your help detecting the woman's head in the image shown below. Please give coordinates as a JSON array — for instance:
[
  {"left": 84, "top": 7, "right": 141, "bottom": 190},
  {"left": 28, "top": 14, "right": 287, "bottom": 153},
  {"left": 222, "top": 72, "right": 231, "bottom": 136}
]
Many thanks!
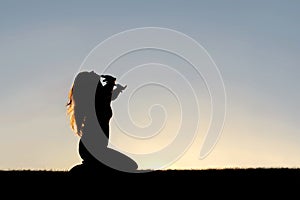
[
  {"left": 67, "top": 71, "right": 101, "bottom": 136},
  {"left": 101, "top": 74, "right": 116, "bottom": 85}
]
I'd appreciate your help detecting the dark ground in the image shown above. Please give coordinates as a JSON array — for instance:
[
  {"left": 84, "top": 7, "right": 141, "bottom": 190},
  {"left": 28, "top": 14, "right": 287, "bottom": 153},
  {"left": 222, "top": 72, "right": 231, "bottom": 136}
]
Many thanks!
[{"left": 1, "top": 168, "right": 299, "bottom": 193}]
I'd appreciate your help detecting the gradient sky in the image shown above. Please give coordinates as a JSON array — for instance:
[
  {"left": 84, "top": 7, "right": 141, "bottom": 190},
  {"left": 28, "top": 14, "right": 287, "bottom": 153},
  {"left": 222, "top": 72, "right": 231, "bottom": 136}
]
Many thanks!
[{"left": 1, "top": 0, "right": 299, "bottom": 171}]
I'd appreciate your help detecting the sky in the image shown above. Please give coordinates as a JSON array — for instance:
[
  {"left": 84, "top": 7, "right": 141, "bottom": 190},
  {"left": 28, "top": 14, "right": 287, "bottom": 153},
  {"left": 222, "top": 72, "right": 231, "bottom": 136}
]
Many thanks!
[{"left": 0, "top": 0, "right": 299, "bottom": 171}]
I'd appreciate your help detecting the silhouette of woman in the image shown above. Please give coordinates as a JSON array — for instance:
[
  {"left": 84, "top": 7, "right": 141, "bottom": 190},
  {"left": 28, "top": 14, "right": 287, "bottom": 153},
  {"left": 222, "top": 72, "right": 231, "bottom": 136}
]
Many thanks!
[
  {"left": 95, "top": 74, "right": 127, "bottom": 139},
  {"left": 67, "top": 71, "right": 137, "bottom": 173}
]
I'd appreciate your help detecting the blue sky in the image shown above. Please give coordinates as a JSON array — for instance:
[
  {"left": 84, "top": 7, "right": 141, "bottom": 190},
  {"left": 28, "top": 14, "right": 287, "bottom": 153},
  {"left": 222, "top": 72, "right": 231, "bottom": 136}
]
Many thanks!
[{"left": 0, "top": 0, "right": 299, "bottom": 170}]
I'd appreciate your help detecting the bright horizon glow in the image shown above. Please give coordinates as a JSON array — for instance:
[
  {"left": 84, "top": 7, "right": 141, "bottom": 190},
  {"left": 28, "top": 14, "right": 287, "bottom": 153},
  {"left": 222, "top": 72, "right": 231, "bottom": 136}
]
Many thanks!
[{"left": 0, "top": 0, "right": 300, "bottom": 171}]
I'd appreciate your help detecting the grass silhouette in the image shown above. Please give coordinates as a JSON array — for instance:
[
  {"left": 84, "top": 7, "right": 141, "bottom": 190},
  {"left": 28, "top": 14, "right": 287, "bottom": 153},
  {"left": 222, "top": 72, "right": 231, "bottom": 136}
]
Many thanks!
[{"left": 2, "top": 167, "right": 300, "bottom": 177}]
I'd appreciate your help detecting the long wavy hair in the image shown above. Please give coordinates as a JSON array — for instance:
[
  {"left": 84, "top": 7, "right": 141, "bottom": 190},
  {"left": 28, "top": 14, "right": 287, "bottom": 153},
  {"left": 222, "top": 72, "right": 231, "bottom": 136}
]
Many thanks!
[{"left": 66, "top": 71, "right": 100, "bottom": 137}]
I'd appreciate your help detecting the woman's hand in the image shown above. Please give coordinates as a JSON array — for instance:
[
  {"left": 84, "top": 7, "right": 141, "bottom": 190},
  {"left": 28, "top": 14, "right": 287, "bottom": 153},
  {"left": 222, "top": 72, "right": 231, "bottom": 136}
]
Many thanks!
[
  {"left": 115, "top": 84, "right": 127, "bottom": 92},
  {"left": 111, "top": 84, "right": 127, "bottom": 101}
]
